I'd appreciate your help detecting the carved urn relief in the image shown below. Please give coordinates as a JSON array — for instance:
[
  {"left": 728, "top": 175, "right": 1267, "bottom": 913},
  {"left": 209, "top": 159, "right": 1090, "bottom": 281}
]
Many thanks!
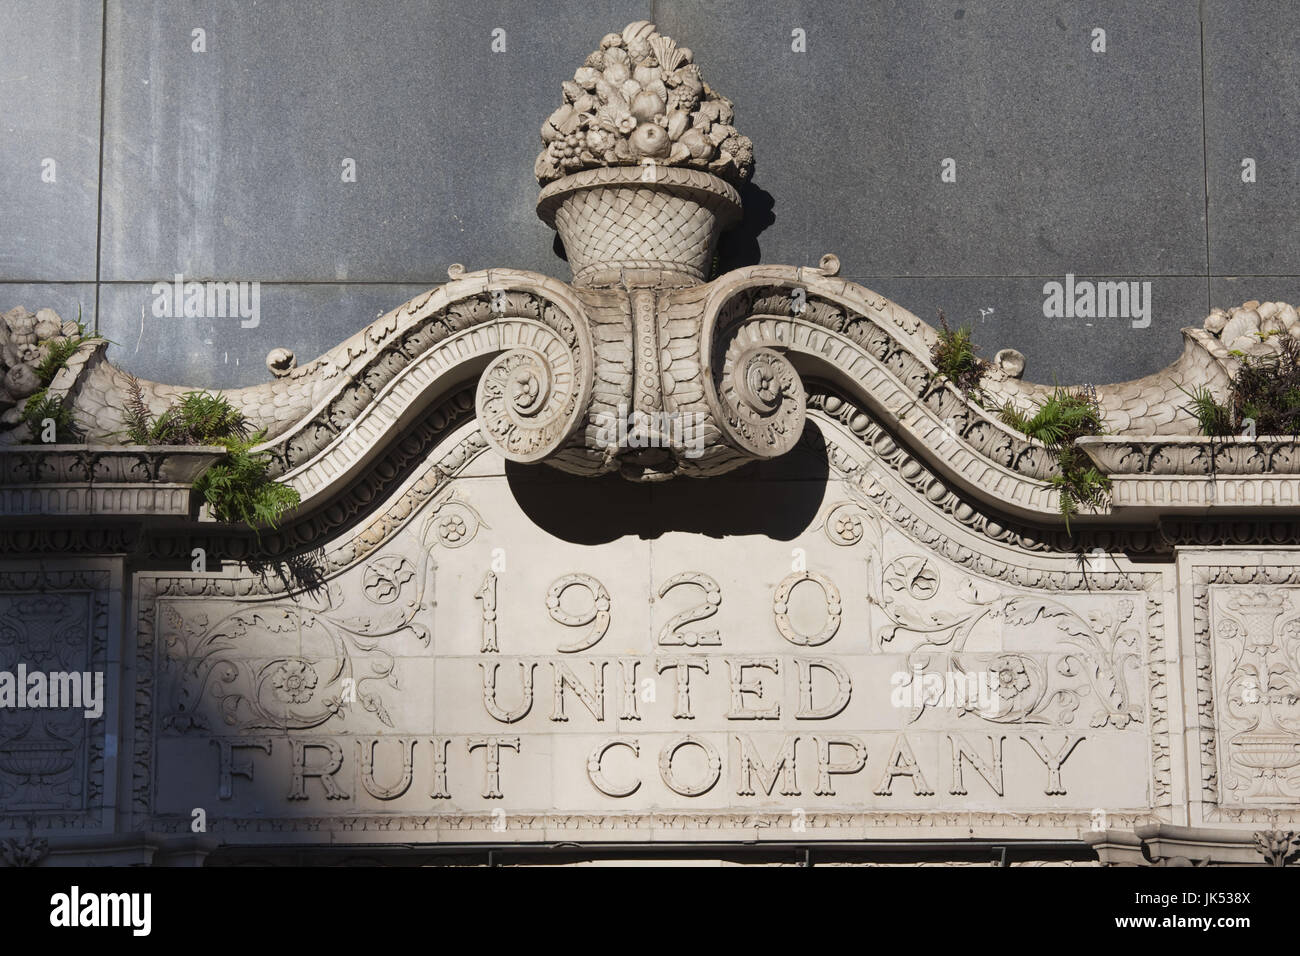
[{"left": 1216, "top": 590, "right": 1300, "bottom": 803}]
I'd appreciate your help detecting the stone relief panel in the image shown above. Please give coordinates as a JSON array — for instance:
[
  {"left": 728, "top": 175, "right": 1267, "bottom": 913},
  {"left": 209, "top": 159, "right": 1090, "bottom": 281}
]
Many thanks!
[
  {"left": 0, "top": 563, "right": 114, "bottom": 833},
  {"left": 132, "top": 403, "right": 1173, "bottom": 840},
  {"left": 1187, "top": 554, "right": 1300, "bottom": 825}
]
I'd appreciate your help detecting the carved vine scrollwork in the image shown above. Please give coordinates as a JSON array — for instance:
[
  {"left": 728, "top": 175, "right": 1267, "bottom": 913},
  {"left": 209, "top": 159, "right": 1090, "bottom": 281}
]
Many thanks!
[
  {"left": 159, "top": 552, "right": 433, "bottom": 733},
  {"left": 878, "top": 553, "right": 1144, "bottom": 730},
  {"left": 257, "top": 284, "right": 593, "bottom": 482},
  {"left": 701, "top": 283, "right": 1065, "bottom": 498},
  {"left": 421, "top": 493, "right": 488, "bottom": 549}
]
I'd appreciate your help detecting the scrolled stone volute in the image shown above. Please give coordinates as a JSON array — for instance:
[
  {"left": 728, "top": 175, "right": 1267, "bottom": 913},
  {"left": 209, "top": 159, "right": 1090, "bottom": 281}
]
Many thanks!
[
  {"left": 713, "top": 344, "right": 807, "bottom": 461},
  {"left": 475, "top": 342, "right": 589, "bottom": 465}
]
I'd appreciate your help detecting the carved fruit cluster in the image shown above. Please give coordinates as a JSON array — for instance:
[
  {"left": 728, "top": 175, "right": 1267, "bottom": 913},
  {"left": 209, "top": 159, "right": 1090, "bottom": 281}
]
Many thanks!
[
  {"left": 535, "top": 21, "right": 754, "bottom": 186},
  {"left": 1204, "top": 300, "right": 1300, "bottom": 356},
  {"left": 0, "top": 306, "right": 79, "bottom": 428}
]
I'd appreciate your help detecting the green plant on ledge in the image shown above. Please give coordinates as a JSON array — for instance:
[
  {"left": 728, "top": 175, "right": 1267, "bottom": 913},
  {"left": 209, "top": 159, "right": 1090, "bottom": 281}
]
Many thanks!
[
  {"left": 1179, "top": 385, "right": 1235, "bottom": 437},
  {"left": 18, "top": 312, "right": 98, "bottom": 444},
  {"left": 999, "top": 385, "right": 1110, "bottom": 533},
  {"left": 33, "top": 314, "right": 97, "bottom": 386},
  {"left": 929, "top": 310, "right": 991, "bottom": 398},
  {"left": 22, "top": 390, "right": 81, "bottom": 443},
  {"left": 122, "top": 376, "right": 300, "bottom": 529},
  {"left": 1182, "top": 335, "right": 1300, "bottom": 438}
]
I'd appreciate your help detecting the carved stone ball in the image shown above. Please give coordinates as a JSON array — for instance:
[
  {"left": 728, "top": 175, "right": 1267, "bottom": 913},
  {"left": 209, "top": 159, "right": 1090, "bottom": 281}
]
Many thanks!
[
  {"left": 1203, "top": 308, "right": 1228, "bottom": 334},
  {"left": 678, "top": 128, "right": 712, "bottom": 160},
  {"left": 33, "top": 308, "right": 62, "bottom": 340},
  {"left": 3, "top": 363, "right": 41, "bottom": 399},
  {"left": 266, "top": 347, "right": 297, "bottom": 378},
  {"left": 994, "top": 348, "right": 1026, "bottom": 379},
  {"left": 630, "top": 90, "right": 664, "bottom": 124},
  {"left": 1261, "top": 312, "right": 1288, "bottom": 336}
]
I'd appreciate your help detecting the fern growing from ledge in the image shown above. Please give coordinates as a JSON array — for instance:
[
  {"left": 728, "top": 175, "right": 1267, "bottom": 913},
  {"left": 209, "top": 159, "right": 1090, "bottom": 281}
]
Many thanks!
[
  {"left": 999, "top": 386, "right": 1110, "bottom": 533},
  {"left": 1185, "top": 335, "right": 1300, "bottom": 437},
  {"left": 17, "top": 314, "right": 97, "bottom": 444},
  {"left": 22, "top": 390, "right": 81, "bottom": 443},
  {"left": 929, "top": 310, "right": 990, "bottom": 398},
  {"left": 192, "top": 431, "right": 301, "bottom": 528},
  {"left": 1179, "top": 385, "right": 1235, "bottom": 437},
  {"left": 121, "top": 375, "right": 299, "bottom": 529},
  {"left": 33, "top": 310, "right": 98, "bottom": 387}
]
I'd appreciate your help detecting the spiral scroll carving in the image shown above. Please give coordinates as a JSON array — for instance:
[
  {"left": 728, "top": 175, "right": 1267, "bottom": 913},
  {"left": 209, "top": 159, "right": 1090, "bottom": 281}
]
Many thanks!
[
  {"left": 476, "top": 343, "right": 585, "bottom": 463},
  {"left": 714, "top": 343, "right": 807, "bottom": 460}
]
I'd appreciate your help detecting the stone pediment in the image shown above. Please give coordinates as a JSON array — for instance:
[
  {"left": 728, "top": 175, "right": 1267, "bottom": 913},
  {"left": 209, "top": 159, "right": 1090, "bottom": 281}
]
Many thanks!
[{"left": 4, "top": 21, "right": 1296, "bottom": 532}]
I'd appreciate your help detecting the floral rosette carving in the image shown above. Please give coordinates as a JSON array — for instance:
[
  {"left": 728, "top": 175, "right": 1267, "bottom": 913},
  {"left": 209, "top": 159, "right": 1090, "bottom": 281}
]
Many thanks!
[
  {"left": 535, "top": 21, "right": 753, "bottom": 186},
  {"left": 420, "top": 494, "right": 489, "bottom": 550}
]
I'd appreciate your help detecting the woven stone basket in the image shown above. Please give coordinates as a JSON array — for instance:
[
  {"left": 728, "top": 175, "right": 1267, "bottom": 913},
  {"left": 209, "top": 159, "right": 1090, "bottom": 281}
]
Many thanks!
[{"left": 537, "top": 165, "right": 743, "bottom": 287}]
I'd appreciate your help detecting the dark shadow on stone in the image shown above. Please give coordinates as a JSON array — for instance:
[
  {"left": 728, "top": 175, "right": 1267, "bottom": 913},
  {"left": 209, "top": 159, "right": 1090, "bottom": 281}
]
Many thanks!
[
  {"left": 715, "top": 179, "right": 776, "bottom": 273},
  {"left": 246, "top": 547, "right": 329, "bottom": 598},
  {"left": 506, "top": 420, "right": 830, "bottom": 544},
  {"left": 552, "top": 234, "right": 569, "bottom": 263}
]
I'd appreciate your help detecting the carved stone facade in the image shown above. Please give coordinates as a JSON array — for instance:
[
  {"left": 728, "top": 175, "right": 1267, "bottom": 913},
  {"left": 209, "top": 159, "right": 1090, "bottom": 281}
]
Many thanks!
[{"left": 2, "top": 21, "right": 1299, "bottom": 866}]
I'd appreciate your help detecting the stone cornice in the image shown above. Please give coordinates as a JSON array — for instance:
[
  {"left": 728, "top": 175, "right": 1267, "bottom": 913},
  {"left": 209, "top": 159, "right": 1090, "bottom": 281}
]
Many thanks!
[
  {"left": 0, "top": 444, "right": 224, "bottom": 517},
  {"left": 6, "top": 278, "right": 1293, "bottom": 531},
  {"left": 1079, "top": 435, "right": 1300, "bottom": 515}
]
